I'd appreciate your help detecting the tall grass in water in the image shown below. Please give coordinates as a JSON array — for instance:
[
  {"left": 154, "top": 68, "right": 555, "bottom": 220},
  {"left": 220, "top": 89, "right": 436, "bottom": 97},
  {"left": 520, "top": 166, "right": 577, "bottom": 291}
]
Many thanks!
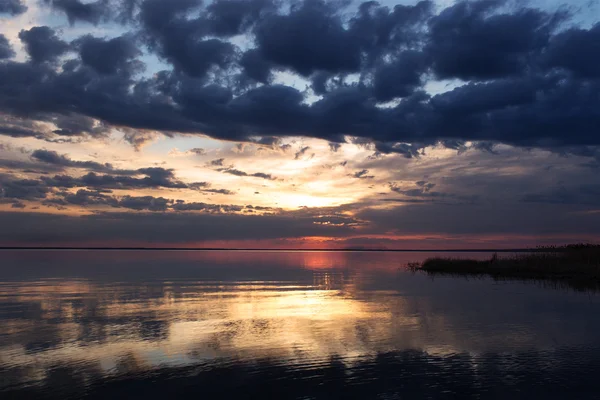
[{"left": 410, "top": 243, "right": 600, "bottom": 291}]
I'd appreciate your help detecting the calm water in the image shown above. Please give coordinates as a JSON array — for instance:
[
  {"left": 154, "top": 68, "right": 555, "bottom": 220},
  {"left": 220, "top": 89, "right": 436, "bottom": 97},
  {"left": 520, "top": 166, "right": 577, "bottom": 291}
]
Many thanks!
[{"left": 1, "top": 250, "right": 600, "bottom": 399}]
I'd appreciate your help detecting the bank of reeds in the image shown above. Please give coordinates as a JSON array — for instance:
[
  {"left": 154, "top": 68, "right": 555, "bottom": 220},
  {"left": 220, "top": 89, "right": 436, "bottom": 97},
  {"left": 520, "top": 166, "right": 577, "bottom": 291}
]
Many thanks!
[{"left": 409, "top": 244, "right": 600, "bottom": 290}]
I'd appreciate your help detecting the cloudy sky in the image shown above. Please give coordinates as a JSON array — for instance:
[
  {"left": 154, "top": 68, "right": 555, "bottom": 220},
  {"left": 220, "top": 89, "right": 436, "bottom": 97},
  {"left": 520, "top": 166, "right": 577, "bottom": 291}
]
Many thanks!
[{"left": 0, "top": 0, "right": 599, "bottom": 248}]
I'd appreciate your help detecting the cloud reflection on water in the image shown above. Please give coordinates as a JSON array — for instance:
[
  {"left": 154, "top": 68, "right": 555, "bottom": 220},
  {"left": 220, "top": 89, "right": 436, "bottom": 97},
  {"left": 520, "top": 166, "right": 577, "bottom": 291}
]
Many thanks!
[{"left": 1, "top": 251, "right": 600, "bottom": 396}]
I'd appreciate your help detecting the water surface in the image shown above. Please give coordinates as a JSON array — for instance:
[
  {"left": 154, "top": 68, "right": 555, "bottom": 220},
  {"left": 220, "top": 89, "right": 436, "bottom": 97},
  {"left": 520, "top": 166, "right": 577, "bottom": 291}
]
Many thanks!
[{"left": 1, "top": 250, "right": 600, "bottom": 399}]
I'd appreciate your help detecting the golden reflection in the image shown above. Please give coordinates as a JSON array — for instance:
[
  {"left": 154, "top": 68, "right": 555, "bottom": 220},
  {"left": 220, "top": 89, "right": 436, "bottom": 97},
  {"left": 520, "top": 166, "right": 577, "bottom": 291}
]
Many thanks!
[
  {"left": 0, "top": 261, "right": 565, "bottom": 391},
  {"left": 0, "top": 276, "right": 425, "bottom": 381}
]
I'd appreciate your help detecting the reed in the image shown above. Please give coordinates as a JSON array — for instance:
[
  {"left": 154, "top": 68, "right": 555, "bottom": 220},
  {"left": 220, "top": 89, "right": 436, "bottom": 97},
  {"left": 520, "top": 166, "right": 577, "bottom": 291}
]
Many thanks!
[{"left": 409, "top": 243, "right": 600, "bottom": 290}]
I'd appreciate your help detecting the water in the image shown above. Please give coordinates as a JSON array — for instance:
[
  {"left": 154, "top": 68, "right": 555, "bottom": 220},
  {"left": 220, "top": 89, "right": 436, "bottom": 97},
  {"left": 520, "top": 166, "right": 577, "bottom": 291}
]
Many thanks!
[{"left": 1, "top": 250, "right": 600, "bottom": 399}]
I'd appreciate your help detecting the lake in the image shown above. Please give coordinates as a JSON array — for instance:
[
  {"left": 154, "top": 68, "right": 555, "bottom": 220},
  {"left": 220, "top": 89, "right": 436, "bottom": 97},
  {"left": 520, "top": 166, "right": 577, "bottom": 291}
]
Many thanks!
[{"left": 1, "top": 250, "right": 600, "bottom": 399}]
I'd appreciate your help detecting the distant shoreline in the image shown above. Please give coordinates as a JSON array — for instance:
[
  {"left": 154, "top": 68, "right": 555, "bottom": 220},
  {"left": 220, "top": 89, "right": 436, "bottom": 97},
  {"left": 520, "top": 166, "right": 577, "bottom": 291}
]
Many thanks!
[{"left": 0, "top": 247, "right": 536, "bottom": 252}]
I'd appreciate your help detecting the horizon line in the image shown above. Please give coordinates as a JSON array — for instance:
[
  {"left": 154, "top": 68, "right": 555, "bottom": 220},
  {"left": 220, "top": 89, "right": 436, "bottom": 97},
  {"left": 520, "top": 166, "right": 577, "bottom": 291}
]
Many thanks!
[{"left": 0, "top": 246, "right": 539, "bottom": 252}]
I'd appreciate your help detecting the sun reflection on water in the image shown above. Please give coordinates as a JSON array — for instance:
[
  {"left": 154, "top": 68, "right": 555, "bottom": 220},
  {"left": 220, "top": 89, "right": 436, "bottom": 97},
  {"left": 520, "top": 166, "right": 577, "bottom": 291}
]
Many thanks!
[
  {"left": 2, "top": 251, "right": 600, "bottom": 395},
  {"left": 0, "top": 273, "right": 415, "bottom": 386}
]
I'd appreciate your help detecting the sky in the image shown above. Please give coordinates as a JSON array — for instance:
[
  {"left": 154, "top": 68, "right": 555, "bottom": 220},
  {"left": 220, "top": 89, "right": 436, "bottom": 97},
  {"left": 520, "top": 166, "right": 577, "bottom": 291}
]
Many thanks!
[{"left": 0, "top": 0, "right": 599, "bottom": 249}]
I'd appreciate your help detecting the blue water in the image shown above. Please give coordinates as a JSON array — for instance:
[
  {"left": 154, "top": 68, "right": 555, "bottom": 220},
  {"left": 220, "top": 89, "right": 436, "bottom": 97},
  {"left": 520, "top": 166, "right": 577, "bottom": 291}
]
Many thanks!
[{"left": 1, "top": 250, "right": 599, "bottom": 399}]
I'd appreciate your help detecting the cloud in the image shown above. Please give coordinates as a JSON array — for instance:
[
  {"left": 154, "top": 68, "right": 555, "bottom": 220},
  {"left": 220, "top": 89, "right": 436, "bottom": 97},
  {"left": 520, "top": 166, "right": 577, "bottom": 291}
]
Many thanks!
[
  {"left": 44, "top": 0, "right": 111, "bottom": 25},
  {"left": 426, "top": 1, "right": 564, "bottom": 80},
  {"left": 18, "top": 26, "right": 70, "bottom": 64},
  {"left": 203, "top": 188, "right": 235, "bottom": 195},
  {"left": 294, "top": 146, "right": 310, "bottom": 160},
  {"left": 371, "top": 50, "right": 427, "bottom": 101},
  {"left": 118, "top": 195, "right": 171, "bottom": 211},
  {"left": 122, "top": 130, "right": 161, "bottom": 151},
  {"left": 204, "top": 0, "right": 275, "bottom": 37},
  {"left": 0, "top": 34, "right": 15, "bottom": 59},
  {"left": 0, "top": 0, "right": 27, "bottom": 15},
  {"left": 31, "top": 149, "right": 128, "bottom": 174},
  {"left": 139, "top": 0, "right": 236, "bottom": 78},
  {"left": 544, "top": 23, "right": 600, "bottom": 79},
  {"left": 74, "top": 34, "right": 142, "bottom": 75},
  {"left": 0, "top": 0, "right": 598, "bottom": 153},
  {"left": 188, "top": 181, "right": 234, "bottom": 195},
  {"left": 218, "top": 167, "right": 275, "bottom": 180},
  {"left": 353, "top": 169, "right": 374, "bottom": 179},
  {"left": 34, "top": 168, "right": 187, "bottom": 190},
  {"left": 0, "top": 208, "right": 357, "bottom": 244},
  {"left": 390, "top": 181, "right": 442, "bottom": 197},
  {"left": 83, "top": 167, "right": 187, "bottom": 189},
  {"left": 0, "top": 174, "right": 51, "bottom": 200},
  {"left": 357, "top": 201, "right": 600, "bottom": 237},
  {"left": 254, "top": 0, "right": 362, "bottom": 76},
  {"left": 522, "top": 184, "right": 600, "bottom": 206},
  {"left": 328, "top": 142, "right": 342, "bottom": 152},
  {"left": 239, "top": 49, "right": 272, "bottom": 84},
  {"left": 172, "top": 201, "right": 242, "bottom": 212}
]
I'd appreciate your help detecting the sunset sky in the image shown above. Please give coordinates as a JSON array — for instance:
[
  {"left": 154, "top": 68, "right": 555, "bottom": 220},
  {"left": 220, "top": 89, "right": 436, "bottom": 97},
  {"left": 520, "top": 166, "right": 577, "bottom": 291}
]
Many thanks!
[{"left": 0, "top": 0, "right": 599, "bottom": 248}]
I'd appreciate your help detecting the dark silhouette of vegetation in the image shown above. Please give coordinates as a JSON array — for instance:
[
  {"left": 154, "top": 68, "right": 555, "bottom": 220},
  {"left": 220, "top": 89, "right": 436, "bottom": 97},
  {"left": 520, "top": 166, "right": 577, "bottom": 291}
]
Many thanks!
[{"left": 410, "top": 243, "right": 600, "bottom": 291}]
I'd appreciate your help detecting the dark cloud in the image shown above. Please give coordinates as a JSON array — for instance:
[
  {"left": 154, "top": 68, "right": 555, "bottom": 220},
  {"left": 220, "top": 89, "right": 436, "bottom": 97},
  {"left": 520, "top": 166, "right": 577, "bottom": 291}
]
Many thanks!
[
  {"left": 0, "top": 0, "right": 27, "bottom": 15},
  {"left": 188, "top": 182, "right": 210, "bottom": 189},
  {"left": 85, "top": 167, "right": 187, "bottom": 189},
  {"left": 1, "top": 160, "right": 233, "bottom": 205},
  {"left": 39, "top": 174, "right": 79, "bottom": 188},
  {"left": 522, "top": 184, "right": 600, "bottom": 206},
  {"left": 203, "top": 188, "right": 235, "bottom": 195},
  {"left": 371, "top": 50, "right": 427, "bottom": 101},
  {"left": 36, "top": 168, "right": 187, "bottom": 190},
  {"left": 118, "top": 195, "right": 170, "bottom": 211},
  {"left": 358, "top": 202, "right": 600, "bottom": 237},
  {"left": 0, "top": 117, "right": 41, "bottom": 138},
  {"left": 31, "top": 149, "right": 127, "bottom": 174},
  {"left": 348, "top": 0, "right": 433, "bottom": 65},
  {"left": 239, "top": 49, "right": 272, "bottom": 84},
  {"left": 0, "top": 158, "right": 63, "bottom": 173},
  {"left": 75, "top": 35, "right": 142, "bottom": 75},
  {"left": 544, "top": 23, "right": 600, "bottom": 78},
  {"left": 188, "top": 181, "right": 234, "bottom": 195},
  {"left": 122, "top": 130, "right": 160, "bottom": 151},
  {"left": 139, "top": 0, "right": 235, "bottom": 78},
  {"left": 210, "top": 158, "right": 225, "bottom": 166},
  {"left": 58, "top": 188, "right": 118, "bottom": 206},
  {"left": 426, "top": 1, "right": 563, "bottom": 80},
  {"left": 254, "top": 0, "right": 362, "bottom": 76},
  {"left": 0, "top": 0, "right": 597, "bottom": 154},
  {"left": 18, "top": 26, "right": 70, "bottom": 64},
  {"left": 0, "top": 34, "right": 14, "bottom": 59},
  {"left": 353, "top": 169, "right": 374, "bottom": 179},
  {"left": 41, "top": 186, "right": 237, "bottom": 211},
  {"left": 0, "top": 209, "right": 356, "bottom": 244},
  {"left": 164, "top": 38, "right": 236, "bottom": 78},
  {"left": 218, "top": 167, "right": 275, "bottom": 180},
  {"left": 0, "top": 174, "right": 51, "bottom": 200},
  {"left": 172, "top": 201, "right": 242, "bottom": 212},
  {"left": 204, "top": 0, "right": 275, "bottom": 37},
  {"left": 329, "top": 142, "right": 342, "bottom": 152},
  {"left": 50, "top": 114, "right": 109, "bottom": 137},
  {"left": 390, "top": 181, "right": 442, "bottom": 197},
  {"left": 294, "top": 146, "right": 310, "bottom": 160},
  {"left": 44, "top": 0, "right": 111, "bottom": 25}
]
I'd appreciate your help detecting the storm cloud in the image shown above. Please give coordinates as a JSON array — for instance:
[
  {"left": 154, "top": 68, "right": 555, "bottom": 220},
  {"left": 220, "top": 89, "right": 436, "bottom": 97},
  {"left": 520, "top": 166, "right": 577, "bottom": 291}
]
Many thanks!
[{"left": 0, "top": 0, "right": 594, "bottom": 152}]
